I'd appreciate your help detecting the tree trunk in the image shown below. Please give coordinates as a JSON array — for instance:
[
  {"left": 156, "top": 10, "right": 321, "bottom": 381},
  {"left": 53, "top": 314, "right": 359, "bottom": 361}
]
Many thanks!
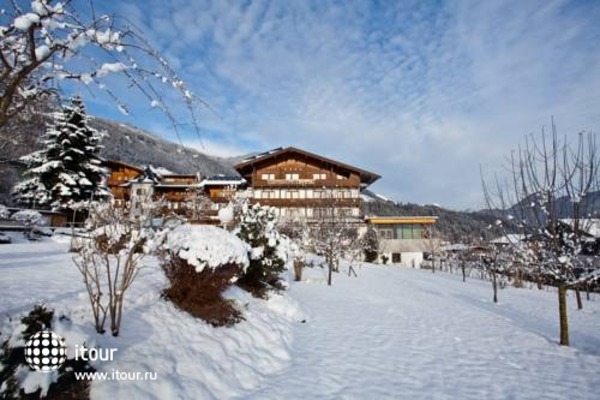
[
  {"left": 558, "top": 285, "right": 569, "bottom": 346},
  {"left": 293, "top": 259, "right": 303, "bottom": 282},
  {"left": 492, "top": 271, "right": 498, "bottom": 303},
  {"left": 575, "top": 288, "right": 583, "bottom": 310},
  {"left": 461, "top": 262, "right": 466, "bottom": 282},
  {"left": 327, "top": 264, "right": 332, "bottom": 286}
]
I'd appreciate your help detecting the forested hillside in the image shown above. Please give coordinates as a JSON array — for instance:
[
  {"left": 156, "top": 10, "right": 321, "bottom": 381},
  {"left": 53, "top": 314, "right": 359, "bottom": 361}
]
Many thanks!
[{"left": 361, "top": 190, "right": 504, "bottom": 243}]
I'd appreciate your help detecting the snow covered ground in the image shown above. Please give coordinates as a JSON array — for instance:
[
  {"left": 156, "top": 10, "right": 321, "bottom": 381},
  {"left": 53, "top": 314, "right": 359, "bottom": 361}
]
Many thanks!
[{"left": 1, "top": 238, "right": 599, "bottom": 399}]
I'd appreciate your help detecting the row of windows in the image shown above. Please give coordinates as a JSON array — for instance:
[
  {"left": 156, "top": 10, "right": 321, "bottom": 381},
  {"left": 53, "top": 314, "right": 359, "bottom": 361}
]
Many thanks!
[
  {"left": 254, "top": 189, "right": 359, "bottom": 199},
  {"left": 260, "top": 172, "right": 347, "bottom": 181},
  {"left": 377, "top": 224, "right": 430, "bottom": 240},
  {"left": 278, "top": 207, "right": 359, "bottom": 218}
]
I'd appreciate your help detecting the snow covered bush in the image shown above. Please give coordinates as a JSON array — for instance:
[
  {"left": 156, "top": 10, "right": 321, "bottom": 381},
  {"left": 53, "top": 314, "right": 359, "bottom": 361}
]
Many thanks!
[
  {"left": 0, "top": 204, "right": 9, "bottom": 219},
  {"left": 11, "top": 209, "right": 45, "bottom": 240},
  {"left": 72, "top": 200, "right": 172, "bottom": 336},
  {"left": 0, "top": 305, "right": 94, "bottom": 399},
  {"left": 235, "top": 203, "right": 288, "bottom": 297},
  {"left": 159, "top": 224, "right": 250, "bottom": 326}
]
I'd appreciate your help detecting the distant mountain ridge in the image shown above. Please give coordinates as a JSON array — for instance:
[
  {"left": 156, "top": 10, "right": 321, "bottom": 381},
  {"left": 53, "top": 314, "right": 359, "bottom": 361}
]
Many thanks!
[
  {"left": 360, "top": 190, "right": 505, "bottom": 243},
  {"left": 90, "top": 118, "right": 238, "bottom": 177}
]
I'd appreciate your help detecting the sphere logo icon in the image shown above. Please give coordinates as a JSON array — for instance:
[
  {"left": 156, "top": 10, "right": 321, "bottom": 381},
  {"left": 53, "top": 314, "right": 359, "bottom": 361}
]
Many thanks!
[{"left": 24, "top": 331, "right": 67, "bottom": 373}]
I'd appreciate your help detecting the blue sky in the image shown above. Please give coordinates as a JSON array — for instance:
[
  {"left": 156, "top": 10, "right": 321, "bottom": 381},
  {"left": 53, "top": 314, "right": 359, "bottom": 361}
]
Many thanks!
[{"left": 78, "top": 0, "right": 600, "bottom": 210}]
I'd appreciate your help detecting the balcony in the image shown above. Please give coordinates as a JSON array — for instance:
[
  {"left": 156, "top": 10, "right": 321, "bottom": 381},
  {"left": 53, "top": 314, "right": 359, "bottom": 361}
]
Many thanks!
[
  {"left": 249, "top": 198, "right": 360, "bottom": 208},
  {"left": 253, "top": 178, "right": 358, "bottom": 188}
]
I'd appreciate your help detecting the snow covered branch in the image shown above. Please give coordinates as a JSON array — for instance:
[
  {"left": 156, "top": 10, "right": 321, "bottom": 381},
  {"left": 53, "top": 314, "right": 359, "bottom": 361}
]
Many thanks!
[{"left": 0, "top": 0, "right": 208, "bottom": 139}]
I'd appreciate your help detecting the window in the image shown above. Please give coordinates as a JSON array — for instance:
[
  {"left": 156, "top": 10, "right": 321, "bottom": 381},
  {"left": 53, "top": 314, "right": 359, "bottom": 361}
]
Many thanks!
[
  {"left": 395, "top": 224, "right": 423, "bottom": 240},
  {"left": 287, "top": 208, "right": 302, "bottom": 217},
  {"left": 289, "top": 190, "right": 299, "bottom": 199},
  {"left": 337, "top": 208, "right": 352, "bottom": 216},
  {"left": 378, "top": 229, "right": 393, "bottom": 240},
  {"left": 263, "top": 190, "right": 274, "bottom": 199},
  {"left": 314, "top": 190, "right": 324, "bottom": 199},
  {"left": 336, "top": 174, "right": 346, "bottom": 180},
  {"left": 136, "top": 188, "right": 145, "bottom": 195},
  {"left": 392, "top": 253, "right": 401, "bottom": 263},
  {"left": 314, "top": 208, "right": 332, "bottom": 218},
  {"left": 313, "top": 173, "right": 326, "bottom": 180},
  {"left": 285, "top": 173, "right": 299, "bottom": 181},
  {"left": 261, "top": 173, "right": 275, "bottom": 180}
]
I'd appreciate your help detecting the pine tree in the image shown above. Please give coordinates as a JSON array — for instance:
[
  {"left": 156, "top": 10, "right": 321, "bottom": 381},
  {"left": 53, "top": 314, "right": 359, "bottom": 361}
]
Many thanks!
[
  {"left": 12, "top": 97, "right": 110, "bottom": 210},
  {"left": 235, "top": 203, "right": 286, "bottom": 296},
  {"left": 363, "top": 226, "right": 379, "bottom": 263}
]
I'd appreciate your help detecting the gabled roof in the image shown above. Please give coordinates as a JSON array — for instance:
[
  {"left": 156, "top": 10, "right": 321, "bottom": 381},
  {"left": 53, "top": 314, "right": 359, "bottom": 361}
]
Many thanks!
[
  {"left": 102, "top": 159, "right": 144, "bottom": 173},
  {"left": 234, "top": 146, "right": 381, "bottom": 186}
]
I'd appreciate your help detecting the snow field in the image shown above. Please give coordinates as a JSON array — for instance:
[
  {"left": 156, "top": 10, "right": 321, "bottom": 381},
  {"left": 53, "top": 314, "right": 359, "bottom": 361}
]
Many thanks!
[
  {"left": 248, "top": 264, "right": 600, "bottom": 399},
  {"left": 1, "top": 240, "right": 599, "bottom": 399},
  {"left": 0, "top": 240, "right": 302, "bottom": 399}
]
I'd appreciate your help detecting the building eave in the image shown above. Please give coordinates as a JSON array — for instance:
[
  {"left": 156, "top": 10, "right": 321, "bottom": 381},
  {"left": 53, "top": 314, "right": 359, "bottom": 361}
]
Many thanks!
[{"left": 234, "top": 146, "right": 381, "bottom": 186}]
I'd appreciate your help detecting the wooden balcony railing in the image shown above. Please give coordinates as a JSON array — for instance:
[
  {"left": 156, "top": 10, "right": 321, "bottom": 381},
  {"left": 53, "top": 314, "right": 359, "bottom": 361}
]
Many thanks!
[
  {"left": 253, "top": 178, "right": 359, "bottom": 188},
  {"left": 249, "top": 198, "right": 360, "bottom": 208}
]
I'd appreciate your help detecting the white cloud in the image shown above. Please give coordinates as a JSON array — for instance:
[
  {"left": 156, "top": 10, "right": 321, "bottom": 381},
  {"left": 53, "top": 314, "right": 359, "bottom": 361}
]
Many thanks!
[{"left": 93, "top": 0, "right": 600, "bottom": 209}]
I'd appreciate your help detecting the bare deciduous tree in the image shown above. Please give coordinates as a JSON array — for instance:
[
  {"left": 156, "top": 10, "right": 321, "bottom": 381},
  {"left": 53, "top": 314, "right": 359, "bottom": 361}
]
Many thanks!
[
  {"left": 304, "top": 196, "right": 361, "bottom": 286},
  {"left": 72, "top": 198, "right": 172, "bottom": 336},
  {"left": 482, "top": 121, "right": 600, "bottom": 346}
]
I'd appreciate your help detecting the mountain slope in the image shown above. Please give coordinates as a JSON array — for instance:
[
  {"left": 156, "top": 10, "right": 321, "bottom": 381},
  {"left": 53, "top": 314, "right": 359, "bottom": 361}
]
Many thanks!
[
  {"left": 0, "top": 117, "right": 238, "bottom": 204},
  {"left": 361, "top": 190, "right": 504, "bottom": 243},
  {"left": 90, "top": 118, "right": 237, "bottom": 176}
]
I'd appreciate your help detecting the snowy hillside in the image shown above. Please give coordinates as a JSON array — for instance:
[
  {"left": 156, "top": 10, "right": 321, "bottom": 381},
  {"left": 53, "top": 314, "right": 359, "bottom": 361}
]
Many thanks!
[
  {"left": 1, "top": 238, "right": 599, "bottom": 399},
  {"left": 0, "top": 117, "right": 237, "bottom": 204},
  {"left": 90, "top": 118, "right": 238, "bottom": 177}
]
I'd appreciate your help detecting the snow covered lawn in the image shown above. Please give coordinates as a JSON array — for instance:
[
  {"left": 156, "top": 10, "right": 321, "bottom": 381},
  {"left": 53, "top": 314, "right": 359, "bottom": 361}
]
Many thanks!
[
  {"left": 1, "top": 239, "right": 599, "bottom": 399},
  {"left": 250, "top": 266, "right": 600, "bottom": 399}
]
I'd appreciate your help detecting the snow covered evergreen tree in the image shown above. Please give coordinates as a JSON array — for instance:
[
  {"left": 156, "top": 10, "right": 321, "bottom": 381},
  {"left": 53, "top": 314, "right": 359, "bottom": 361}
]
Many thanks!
[
  {"left": 12, "top": 97, "right": 110, "bottom": 210},
  {"left": 235, "top": 203, "right": 286, "bottom": 296}
]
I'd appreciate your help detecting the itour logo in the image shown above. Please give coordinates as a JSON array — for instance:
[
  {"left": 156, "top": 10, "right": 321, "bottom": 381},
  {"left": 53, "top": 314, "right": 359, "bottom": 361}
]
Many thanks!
[{"left": 24, "top": 331, "right": 67, "bottom": 373}]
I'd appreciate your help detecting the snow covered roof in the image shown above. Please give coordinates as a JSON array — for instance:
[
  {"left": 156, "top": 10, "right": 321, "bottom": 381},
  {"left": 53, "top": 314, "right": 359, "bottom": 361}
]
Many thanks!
[
  {"left": 560, "top": 219, "right": 600, "bottom": 238},
  {"left": 199, "top": 175, "right": 246, "bottom": 187},
  {"left": 440, "top": 243, "right": 471, "bottom": 252},
  {"left": 490, "top": 234, "right": 527, "bottom": 244}
]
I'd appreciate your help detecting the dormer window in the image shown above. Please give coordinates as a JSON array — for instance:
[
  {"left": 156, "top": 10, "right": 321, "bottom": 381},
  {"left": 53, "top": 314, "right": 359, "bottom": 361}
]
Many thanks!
[
  {"left": 285, "top": 173, "right": 299, "bottom": 181},
  {"left": 261, "top": 173, "right": 275, "bottom": 180}
]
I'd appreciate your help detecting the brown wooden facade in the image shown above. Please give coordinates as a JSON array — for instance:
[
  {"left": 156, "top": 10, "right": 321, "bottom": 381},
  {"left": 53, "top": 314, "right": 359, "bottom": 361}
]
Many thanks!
[
  {"left": 102, "top": 161, "right": 244, "bottom": 223},
  {"left": 102, "top": 160, "right": 144, "bottom": 204},
  {"left": 235, "top": 147, "right": 380, "bottom": 220}
]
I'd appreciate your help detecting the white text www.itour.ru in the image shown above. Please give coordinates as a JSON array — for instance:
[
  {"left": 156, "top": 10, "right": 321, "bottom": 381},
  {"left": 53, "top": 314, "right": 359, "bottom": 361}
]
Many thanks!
[{"left": 75, "top": 370, "right": 157, "bottom": 381}]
